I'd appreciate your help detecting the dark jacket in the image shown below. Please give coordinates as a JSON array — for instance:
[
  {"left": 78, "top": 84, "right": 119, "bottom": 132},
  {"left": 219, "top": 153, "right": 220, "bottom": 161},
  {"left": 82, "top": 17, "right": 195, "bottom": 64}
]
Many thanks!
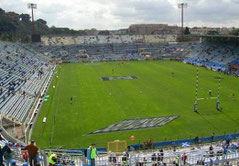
[
  {"left": 3, "top": 145, "right": 12, "bottom": 160},
  {"left": 0, "top": 145, "right": 7, "bottom": 165},
  {"left": 23, "top": 143, "right": 38, "bottom": 156}
]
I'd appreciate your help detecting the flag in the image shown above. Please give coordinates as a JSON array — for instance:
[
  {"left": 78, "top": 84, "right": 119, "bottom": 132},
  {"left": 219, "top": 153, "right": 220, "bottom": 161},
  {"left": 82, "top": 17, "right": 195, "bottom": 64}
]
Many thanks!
[{"left": 181, "top": 142, "right": 190, "bottom": 148}]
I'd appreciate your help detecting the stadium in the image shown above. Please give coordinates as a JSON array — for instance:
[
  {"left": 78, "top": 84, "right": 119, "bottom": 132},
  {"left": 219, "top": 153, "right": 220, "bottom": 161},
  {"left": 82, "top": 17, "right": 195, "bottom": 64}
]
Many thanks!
[{"left": 1, "top": 1, "right": 239, "bottom": 166}]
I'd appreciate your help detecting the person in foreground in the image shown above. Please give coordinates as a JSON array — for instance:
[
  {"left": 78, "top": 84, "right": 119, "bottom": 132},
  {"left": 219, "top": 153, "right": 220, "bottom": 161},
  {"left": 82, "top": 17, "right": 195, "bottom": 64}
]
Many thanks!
[{"left": 23, "top": 140, "right": 39, "bottom": 166}]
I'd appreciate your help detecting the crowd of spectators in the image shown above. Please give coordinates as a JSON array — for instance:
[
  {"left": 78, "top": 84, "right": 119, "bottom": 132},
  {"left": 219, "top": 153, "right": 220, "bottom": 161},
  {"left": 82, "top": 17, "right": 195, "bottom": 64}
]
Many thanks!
[
  {"left": 0, "top": 41, "right": 53, "bottom": 123},
  {"left": 184, "top": 42, "right": 239, "bottom": 74},
  {"left": 31, "top": 42, "right": 194, "bottom": 63},
  {"left": 2, "top": 132, "right": 239, "bottom": 165}
]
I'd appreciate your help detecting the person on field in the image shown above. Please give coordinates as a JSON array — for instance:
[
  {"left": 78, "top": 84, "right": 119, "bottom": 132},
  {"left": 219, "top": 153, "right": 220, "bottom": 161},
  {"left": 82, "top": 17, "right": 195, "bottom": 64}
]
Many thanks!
[
  {"left": 171, "top": 72, "right": 174, "bottom": 77},
  {"left": 23, "top": 140, "right": 39, "bottom": 166},
  {"left": 70, "top": 97, "right": 73, "bottom": 104},
  {"left": 209, "top": 89, "right": 212, "bottom": 96},
  {"left": 211, "top": 133, "right": 215, "bottom": 142},
  {"left": 90, "top": 144, "right": 98, "bottom": 166}
]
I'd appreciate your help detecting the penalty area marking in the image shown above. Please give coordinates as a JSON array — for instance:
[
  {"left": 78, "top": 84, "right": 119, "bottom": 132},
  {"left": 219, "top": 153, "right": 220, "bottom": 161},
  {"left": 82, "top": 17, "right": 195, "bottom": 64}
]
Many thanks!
[
  {"left": 87, "top": 115, "right": 180, "bottom": 135},
  {"left": 101, "top": 76, "right": 137, "bottom": 81},
  {"left": 197, "top": 97, "right": 217, "bottom": 101}
]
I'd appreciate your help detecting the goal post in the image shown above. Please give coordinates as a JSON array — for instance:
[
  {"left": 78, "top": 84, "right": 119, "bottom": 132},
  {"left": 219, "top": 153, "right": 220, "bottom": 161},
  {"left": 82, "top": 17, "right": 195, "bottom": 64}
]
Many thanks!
[
  {"left": 107, "top": 140, "right": 127, "bottom": 153},
  {"left": 194, "top": 66, "right": 223, "bottom": 112}
]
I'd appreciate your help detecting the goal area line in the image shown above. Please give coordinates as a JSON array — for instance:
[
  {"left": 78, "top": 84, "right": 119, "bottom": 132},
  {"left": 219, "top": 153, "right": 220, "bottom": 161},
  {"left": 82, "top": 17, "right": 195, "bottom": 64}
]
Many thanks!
[{"left": 197, "top": 97, "right": 217, "bottom": 101}]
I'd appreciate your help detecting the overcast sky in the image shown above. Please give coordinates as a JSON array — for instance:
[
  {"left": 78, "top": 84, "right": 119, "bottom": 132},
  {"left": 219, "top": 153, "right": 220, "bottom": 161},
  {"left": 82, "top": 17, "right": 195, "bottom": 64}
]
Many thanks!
[{"left": 0, "top": 0, "right": 238, "bottom": 30}]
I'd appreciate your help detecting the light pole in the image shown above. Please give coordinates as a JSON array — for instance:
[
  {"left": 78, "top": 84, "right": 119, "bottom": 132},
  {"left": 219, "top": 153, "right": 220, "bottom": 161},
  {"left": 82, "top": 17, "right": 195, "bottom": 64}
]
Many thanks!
[
  {"left": 178, "top": 3, "right": 187, "bottom": 42},
  {"left": 28, "top": 3, "right": 37, "bottom": 34}
]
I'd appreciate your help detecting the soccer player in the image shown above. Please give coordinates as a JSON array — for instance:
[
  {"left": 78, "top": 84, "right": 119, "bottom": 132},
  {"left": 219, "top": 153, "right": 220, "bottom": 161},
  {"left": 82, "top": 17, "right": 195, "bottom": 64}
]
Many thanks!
[
  {"left": 194, "top": 103, "right": 198, "bottom": 112},
  {"left": 70, "top": 97, "right": 73, "bottom": 104},
  {"left": 232, "top": 93, "right": 235, "bottom": 100},
  {"left": 171, "top": 72, "right": 174, "bottom": 77},
  {"left": 216, "top": 101, "right": 221, "bottom": 111},
  {"left": 209, "top": 89, "right": 212, "bottom": 96}
]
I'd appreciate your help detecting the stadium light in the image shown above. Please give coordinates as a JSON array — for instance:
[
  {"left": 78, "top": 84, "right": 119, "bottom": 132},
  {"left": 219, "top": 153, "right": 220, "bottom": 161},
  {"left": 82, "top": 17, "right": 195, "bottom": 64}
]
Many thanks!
[
  {"left": 27, "top": 3, "right": 37, "bottom": 34},
  {"left": 178, "top": 3, "right": 187, "bottom": 42}
]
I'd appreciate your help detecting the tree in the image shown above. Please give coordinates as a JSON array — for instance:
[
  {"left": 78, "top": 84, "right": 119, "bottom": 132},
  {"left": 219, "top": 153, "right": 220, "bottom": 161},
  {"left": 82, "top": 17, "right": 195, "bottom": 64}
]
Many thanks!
[
  {"left": 184, "top": 27, "right": 190, "bottom": 35},
  {"left": 0, "top": 19, "right": 17, "bottom": 33},
  {"left": 36, "top": 19, "right": 47, "bottom": 25},
  {"left": 35, "top": 19, "right": 49, "bottom": 35},
  {"left": 19, "top": 14, "right": 31, "bottom": 23},
  {"left": 0, "top": 7, "right": 116, "bottom": 42},
  {"left": 230, "top": 28, "right": 239, "bottom": 36}
]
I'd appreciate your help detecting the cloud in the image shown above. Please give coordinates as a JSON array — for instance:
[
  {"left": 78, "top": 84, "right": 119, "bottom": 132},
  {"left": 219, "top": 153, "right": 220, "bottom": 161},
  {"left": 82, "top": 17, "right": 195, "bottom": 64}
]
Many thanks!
[{"left": 0, "top": 0, "right": 239, "bottom": 30}]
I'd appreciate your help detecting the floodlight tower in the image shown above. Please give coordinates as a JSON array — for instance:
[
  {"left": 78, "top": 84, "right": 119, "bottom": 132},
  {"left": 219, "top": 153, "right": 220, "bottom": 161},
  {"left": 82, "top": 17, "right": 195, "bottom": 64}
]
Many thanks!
[
  {"left": 178, "top": 3, "right": 187, "bottom": 42},
  {"left": 28, "top": 3, "right": 37, "bottom": 34}
]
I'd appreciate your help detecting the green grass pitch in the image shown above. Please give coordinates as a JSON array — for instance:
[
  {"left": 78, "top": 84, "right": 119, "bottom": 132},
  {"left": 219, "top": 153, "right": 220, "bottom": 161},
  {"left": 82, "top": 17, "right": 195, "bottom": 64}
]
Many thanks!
[{"left": 32, "top": 61, "right": 239, "bottom": 149}]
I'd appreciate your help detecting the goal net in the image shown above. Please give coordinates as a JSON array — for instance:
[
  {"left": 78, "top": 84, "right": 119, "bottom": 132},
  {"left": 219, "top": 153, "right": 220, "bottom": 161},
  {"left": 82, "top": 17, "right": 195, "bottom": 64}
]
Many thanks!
[{"left": 107, "top": 140, "right": 127, "bottom": 153}]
